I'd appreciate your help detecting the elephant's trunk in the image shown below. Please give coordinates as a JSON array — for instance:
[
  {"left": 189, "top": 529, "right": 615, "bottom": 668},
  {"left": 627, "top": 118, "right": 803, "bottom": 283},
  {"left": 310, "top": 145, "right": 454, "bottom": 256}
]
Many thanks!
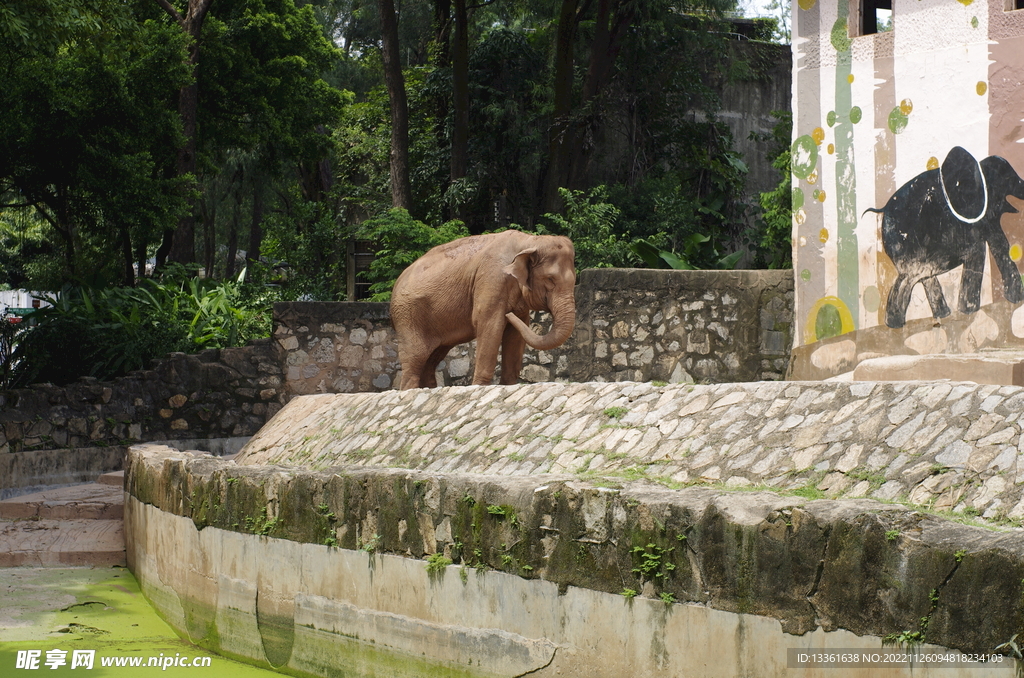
[{"left": 505, "top": 296, "right": 575, "bottom": 351}]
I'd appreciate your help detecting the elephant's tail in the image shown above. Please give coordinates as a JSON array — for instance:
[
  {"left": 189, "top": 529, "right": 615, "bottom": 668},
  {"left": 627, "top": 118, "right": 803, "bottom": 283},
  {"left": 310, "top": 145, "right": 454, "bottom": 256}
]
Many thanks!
[{"left": 862, "top": 207, "right": 885, "bottom": 217}]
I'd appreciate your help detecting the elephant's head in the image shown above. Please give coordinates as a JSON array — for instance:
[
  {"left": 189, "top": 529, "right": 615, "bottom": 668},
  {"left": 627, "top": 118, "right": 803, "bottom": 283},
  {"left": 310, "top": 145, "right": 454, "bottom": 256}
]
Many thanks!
[
  {"left": 503, "top": 235, "right": 576, "bottom": 351},
  {"left": 941, "top": 146, "right": 1024, "bottom": 222}
]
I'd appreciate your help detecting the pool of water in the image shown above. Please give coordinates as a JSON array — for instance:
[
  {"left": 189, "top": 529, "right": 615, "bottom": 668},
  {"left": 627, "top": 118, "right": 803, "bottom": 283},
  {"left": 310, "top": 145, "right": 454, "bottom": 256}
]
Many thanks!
[{"left": 0, "top": 567, "right": 282, "bottom": 677}]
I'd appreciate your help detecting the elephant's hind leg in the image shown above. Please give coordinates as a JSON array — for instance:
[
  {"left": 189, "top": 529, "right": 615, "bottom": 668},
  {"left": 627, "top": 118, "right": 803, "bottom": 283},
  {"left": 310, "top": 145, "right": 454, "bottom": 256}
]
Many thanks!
[
  {"left": 396, "top": 331, "right": 435, "bottom": 390},
  {"left": 921, "top": 276, "right": 950, "bottom": 319},
  {"left": 959, "top": 248, "right": 986, "bottom": 315},
  {"left": 885, "top": 273, "right": 916, "bottom": 329},
  {"left": 421, "top": 344, "right": 453, "bottom": 388}
]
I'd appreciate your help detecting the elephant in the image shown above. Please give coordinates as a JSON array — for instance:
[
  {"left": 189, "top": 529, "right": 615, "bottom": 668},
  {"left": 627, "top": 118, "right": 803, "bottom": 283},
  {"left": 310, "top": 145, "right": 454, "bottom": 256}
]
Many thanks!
[
  {"left": 390, "top": 230, "right": 576, "bottom": 389},
  {"left": 865, "top": 146, "right": 1024, "bottom": 328}
]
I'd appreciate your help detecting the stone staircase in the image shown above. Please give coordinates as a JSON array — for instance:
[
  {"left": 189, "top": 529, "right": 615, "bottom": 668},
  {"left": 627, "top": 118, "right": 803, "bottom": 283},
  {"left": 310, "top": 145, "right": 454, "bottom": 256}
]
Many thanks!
[{"left": 0, "top": 471, "right": 125, "bottom": 567}]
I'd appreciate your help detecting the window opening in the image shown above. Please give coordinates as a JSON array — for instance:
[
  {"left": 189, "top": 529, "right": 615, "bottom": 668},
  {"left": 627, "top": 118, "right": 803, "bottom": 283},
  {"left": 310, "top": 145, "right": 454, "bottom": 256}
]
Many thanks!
[{"left": 855, "top": 0, "right": 893, "bottom": 35}]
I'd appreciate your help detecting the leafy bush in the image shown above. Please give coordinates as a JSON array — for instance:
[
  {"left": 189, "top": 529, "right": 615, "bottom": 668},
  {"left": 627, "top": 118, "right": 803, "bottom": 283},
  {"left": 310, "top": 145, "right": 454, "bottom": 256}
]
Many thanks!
[
  {"left": 750, "top": 111, "right": 793, "bottom": 269},
  {"left": 4, "top": 270, "right": 273, "bottom": 388},
  {"left": 538, "top": 187, "right": 636, "bottom": 270},
  {"left": 356, "top": 208, "right": 469, "bottom": 301}
]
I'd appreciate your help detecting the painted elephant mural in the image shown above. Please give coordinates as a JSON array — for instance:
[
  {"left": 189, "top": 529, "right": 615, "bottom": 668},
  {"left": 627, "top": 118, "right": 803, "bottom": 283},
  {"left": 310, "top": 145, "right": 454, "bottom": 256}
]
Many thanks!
[
  {"left": 865, "top": 146, "right": 1024, "bottom": 329},
  {"left": 390, "top": 230, "right": 576, "bottom": 390}
]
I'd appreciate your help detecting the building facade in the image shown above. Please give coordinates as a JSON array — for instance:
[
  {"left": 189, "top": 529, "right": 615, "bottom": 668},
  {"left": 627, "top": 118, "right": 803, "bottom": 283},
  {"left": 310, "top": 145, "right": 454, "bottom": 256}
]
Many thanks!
[{"left": 790, "top": 0, "right": 1024, "bottom": 378}]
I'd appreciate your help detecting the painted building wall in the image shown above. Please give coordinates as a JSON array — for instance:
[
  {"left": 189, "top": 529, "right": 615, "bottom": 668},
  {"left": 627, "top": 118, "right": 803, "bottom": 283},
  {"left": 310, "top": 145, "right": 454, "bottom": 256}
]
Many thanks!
[{"left": 790, "top": 0, "right": 1024, "bottom": 378}]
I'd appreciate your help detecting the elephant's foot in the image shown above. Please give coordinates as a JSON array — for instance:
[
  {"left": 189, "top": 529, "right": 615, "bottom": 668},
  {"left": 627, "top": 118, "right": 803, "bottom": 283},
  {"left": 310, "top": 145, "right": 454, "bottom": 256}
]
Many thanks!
[{"left": 885, "top": 307, "right": 906, "bottom": 329}]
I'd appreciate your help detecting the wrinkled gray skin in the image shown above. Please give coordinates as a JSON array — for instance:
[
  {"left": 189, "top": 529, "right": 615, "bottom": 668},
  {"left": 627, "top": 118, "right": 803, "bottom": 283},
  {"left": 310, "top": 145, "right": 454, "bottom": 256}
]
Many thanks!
[{"left": 390, "top": 230, "right": 576, "bottom": 389}]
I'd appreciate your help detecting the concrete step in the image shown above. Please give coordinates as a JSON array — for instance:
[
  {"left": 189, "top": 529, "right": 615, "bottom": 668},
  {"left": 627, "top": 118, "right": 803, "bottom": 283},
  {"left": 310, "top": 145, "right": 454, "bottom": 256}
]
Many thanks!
[
  {"left": 0, "top": 482, "right": 125, "bottom": 568},
  {"left": 853, "top": 350, "right": 1024, "bottom": 384},
  {"left": 97, "top": 470, "right": 124, "bottom": 487},
  {"left": 0, "top": 518, "right": 125, "bottom": 567},
  {"left": 0, "top": 483, "right": 124, "bottom": 520}
]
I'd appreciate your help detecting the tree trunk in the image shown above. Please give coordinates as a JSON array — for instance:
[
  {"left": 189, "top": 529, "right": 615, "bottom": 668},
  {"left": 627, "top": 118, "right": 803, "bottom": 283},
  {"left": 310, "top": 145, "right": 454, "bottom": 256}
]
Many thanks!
[
  {"left": 136, "top": 238, "right": 148, "bottom": 281},
  {"left": 120, "top": 225, "right": 135, "bottom": 286},
  {"left": 225, "top": 193, "right": 239, "bottom": 279},
  {"left": 541, "top": 0, "right": 580, "bottom": 215},
  {"left": 450, "top": 0, "right": 469, "bottom": 185},
  {"left": 154, "top": 0, "right": 215, "bottom": 265},
  {"left": 247, "top": 182, "right": 264, "bottom": 271},
  {"left": 379, "top": 0, "right": 413, "bottom": 209},
  {"left": 565, "top": 0, "right": 632, "bottom": 191},
  {"left": 201, "top": 190, "right": 216, "bottom": 278},
  {"left": 542, "top": 0, "right": 633, "bottom": 213}
]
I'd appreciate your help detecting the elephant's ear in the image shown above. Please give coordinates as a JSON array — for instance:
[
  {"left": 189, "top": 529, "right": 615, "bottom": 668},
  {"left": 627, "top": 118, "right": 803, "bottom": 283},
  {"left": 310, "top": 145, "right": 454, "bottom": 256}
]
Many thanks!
[
  {"left": 503, "top": 248, "right": 537, "bottom": 290},
  {"left": 940, "top": 146, "right": 987, "bottom": 222}
]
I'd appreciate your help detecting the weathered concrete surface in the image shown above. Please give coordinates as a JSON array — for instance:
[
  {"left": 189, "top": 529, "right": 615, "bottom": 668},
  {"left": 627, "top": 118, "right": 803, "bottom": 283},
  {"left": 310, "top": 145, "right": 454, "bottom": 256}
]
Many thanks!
[
  {"left": 853, "top": 351, "right": 1024, "bottom": 385},
  {"left": 0, "top": 519, "right": 124, "bottom": 567},
  {"left": 0, "top": 482, "right": 123, "bottom": 520},
  {"left": 789, "top": 302, "right": 1024, "bottom": 381},
  {"left": 0, "top": 473, "right": 127, "bottom": 567},
  {"left": 0, "top": 445, "right": 127, "bottom": 499},
  {"left": 239, "top": 380, "right": 1024, "bottom": 522},
  {"left": 127, "top": 440, "right": 1023, "bottom": 675}
]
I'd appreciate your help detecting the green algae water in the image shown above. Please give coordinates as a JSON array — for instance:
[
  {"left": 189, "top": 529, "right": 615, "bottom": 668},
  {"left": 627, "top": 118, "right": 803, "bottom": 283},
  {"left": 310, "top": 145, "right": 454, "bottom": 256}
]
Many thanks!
[{"left": 0, "top": 567, "right": 281, "bottom": 677}]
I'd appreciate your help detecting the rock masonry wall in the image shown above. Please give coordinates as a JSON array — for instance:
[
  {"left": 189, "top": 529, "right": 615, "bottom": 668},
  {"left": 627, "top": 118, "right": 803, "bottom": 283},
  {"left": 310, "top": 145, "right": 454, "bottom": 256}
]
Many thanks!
[
  {"left": 0, "top": 341, "right": 285, "bottom": 465},
  {"left": 276, "top": 268, "right": 794, "bottom": 397},
  {"left": 240, "top": 380, "right": 1024, "bottom": 524}
]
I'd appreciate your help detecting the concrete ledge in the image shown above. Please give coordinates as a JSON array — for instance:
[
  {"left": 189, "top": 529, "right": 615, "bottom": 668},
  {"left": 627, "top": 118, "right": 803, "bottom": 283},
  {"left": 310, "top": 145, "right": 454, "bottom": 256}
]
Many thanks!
[
  {"left": 126, "top": 442, "right": 1023, "bottom": 675},
  {"left": 854, "top": 352, "right": 1024, "bottom": 385}
]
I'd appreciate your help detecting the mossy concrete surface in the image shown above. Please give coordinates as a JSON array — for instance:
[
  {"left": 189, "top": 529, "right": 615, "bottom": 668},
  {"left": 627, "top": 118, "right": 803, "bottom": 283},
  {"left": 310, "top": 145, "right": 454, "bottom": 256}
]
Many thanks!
[
  {"left": 0, "top": 566, "right": 283, "bottom": 677},
  {"left": 126, "top": 439, "right": 1023, "bottom": 676}
]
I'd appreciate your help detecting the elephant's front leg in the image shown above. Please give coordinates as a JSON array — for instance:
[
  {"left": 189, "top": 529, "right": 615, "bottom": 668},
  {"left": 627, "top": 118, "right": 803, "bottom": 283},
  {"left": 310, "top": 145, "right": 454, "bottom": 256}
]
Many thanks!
[
  {"left": 471, "top": 315, "right": 507, "bottom": 386},
  {"left": 499, "top": 315, "right": 528, "bottom": 385},
  {"left": 988, "top": 236, "right": 1024, "bottom": 304}
]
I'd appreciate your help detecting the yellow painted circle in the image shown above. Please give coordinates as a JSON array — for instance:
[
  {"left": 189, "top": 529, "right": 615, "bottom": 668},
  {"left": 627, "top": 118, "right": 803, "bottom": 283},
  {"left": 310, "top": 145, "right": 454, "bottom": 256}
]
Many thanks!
[
  {"left": 807, "top": 170, "right": 818, "bottom": 185},
  {"left": 900, "top": 98, "right": 913, "bottom": 115},
  {"left": 819, "top": 228, "right": 829, "bottom": 243},
  {"left": 1011, "top": 244, "right": 1023, "bottom": 262},
  {"left": 827, "top": 143, "right": 835, "bottom": 154},
  {"left": 977, "top": 81, "right": 988, "bottom": 95},
  {"left": 804, "top": 296, "right": 856, "bottom": 344},
  {"left": 927, "top": 156, "right": 940, "bottom": 170},
  {"left": 798, "top": 0, "right": 816, "bottom": 9},
  {"left": 847, "top": 74, "right": 855, "bottom": 84},
  {"left": 795, "top": 210, "right": 807, "bottom": 226},
  {"left": 812, "top": 127, "right": 825, "bottom": 144},
  {"left": 817, "top": 190, "right": 827, "bottom": 202}
]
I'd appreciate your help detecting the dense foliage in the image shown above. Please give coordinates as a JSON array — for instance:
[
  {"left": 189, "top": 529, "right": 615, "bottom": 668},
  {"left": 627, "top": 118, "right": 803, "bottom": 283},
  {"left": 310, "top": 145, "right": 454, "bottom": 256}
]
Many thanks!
[{"left": 4, "top": 270, "right": 272, "bottom": 388}]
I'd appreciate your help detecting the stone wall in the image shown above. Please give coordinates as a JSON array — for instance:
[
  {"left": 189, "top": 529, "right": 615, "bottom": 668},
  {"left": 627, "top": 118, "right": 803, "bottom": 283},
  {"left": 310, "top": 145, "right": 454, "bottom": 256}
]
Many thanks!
[
  {"left": 0, "top": 340, "right": 285, "bottom": 491},
  {"left": 277, "top": 268, "right": 793, "bottom": 396}
]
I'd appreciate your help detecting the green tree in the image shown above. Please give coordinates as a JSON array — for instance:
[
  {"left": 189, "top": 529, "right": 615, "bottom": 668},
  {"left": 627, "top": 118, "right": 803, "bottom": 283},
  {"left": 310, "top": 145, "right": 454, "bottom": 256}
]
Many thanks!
[{"left": 0, "top": 16, "right": 191, "bottom": 288}]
